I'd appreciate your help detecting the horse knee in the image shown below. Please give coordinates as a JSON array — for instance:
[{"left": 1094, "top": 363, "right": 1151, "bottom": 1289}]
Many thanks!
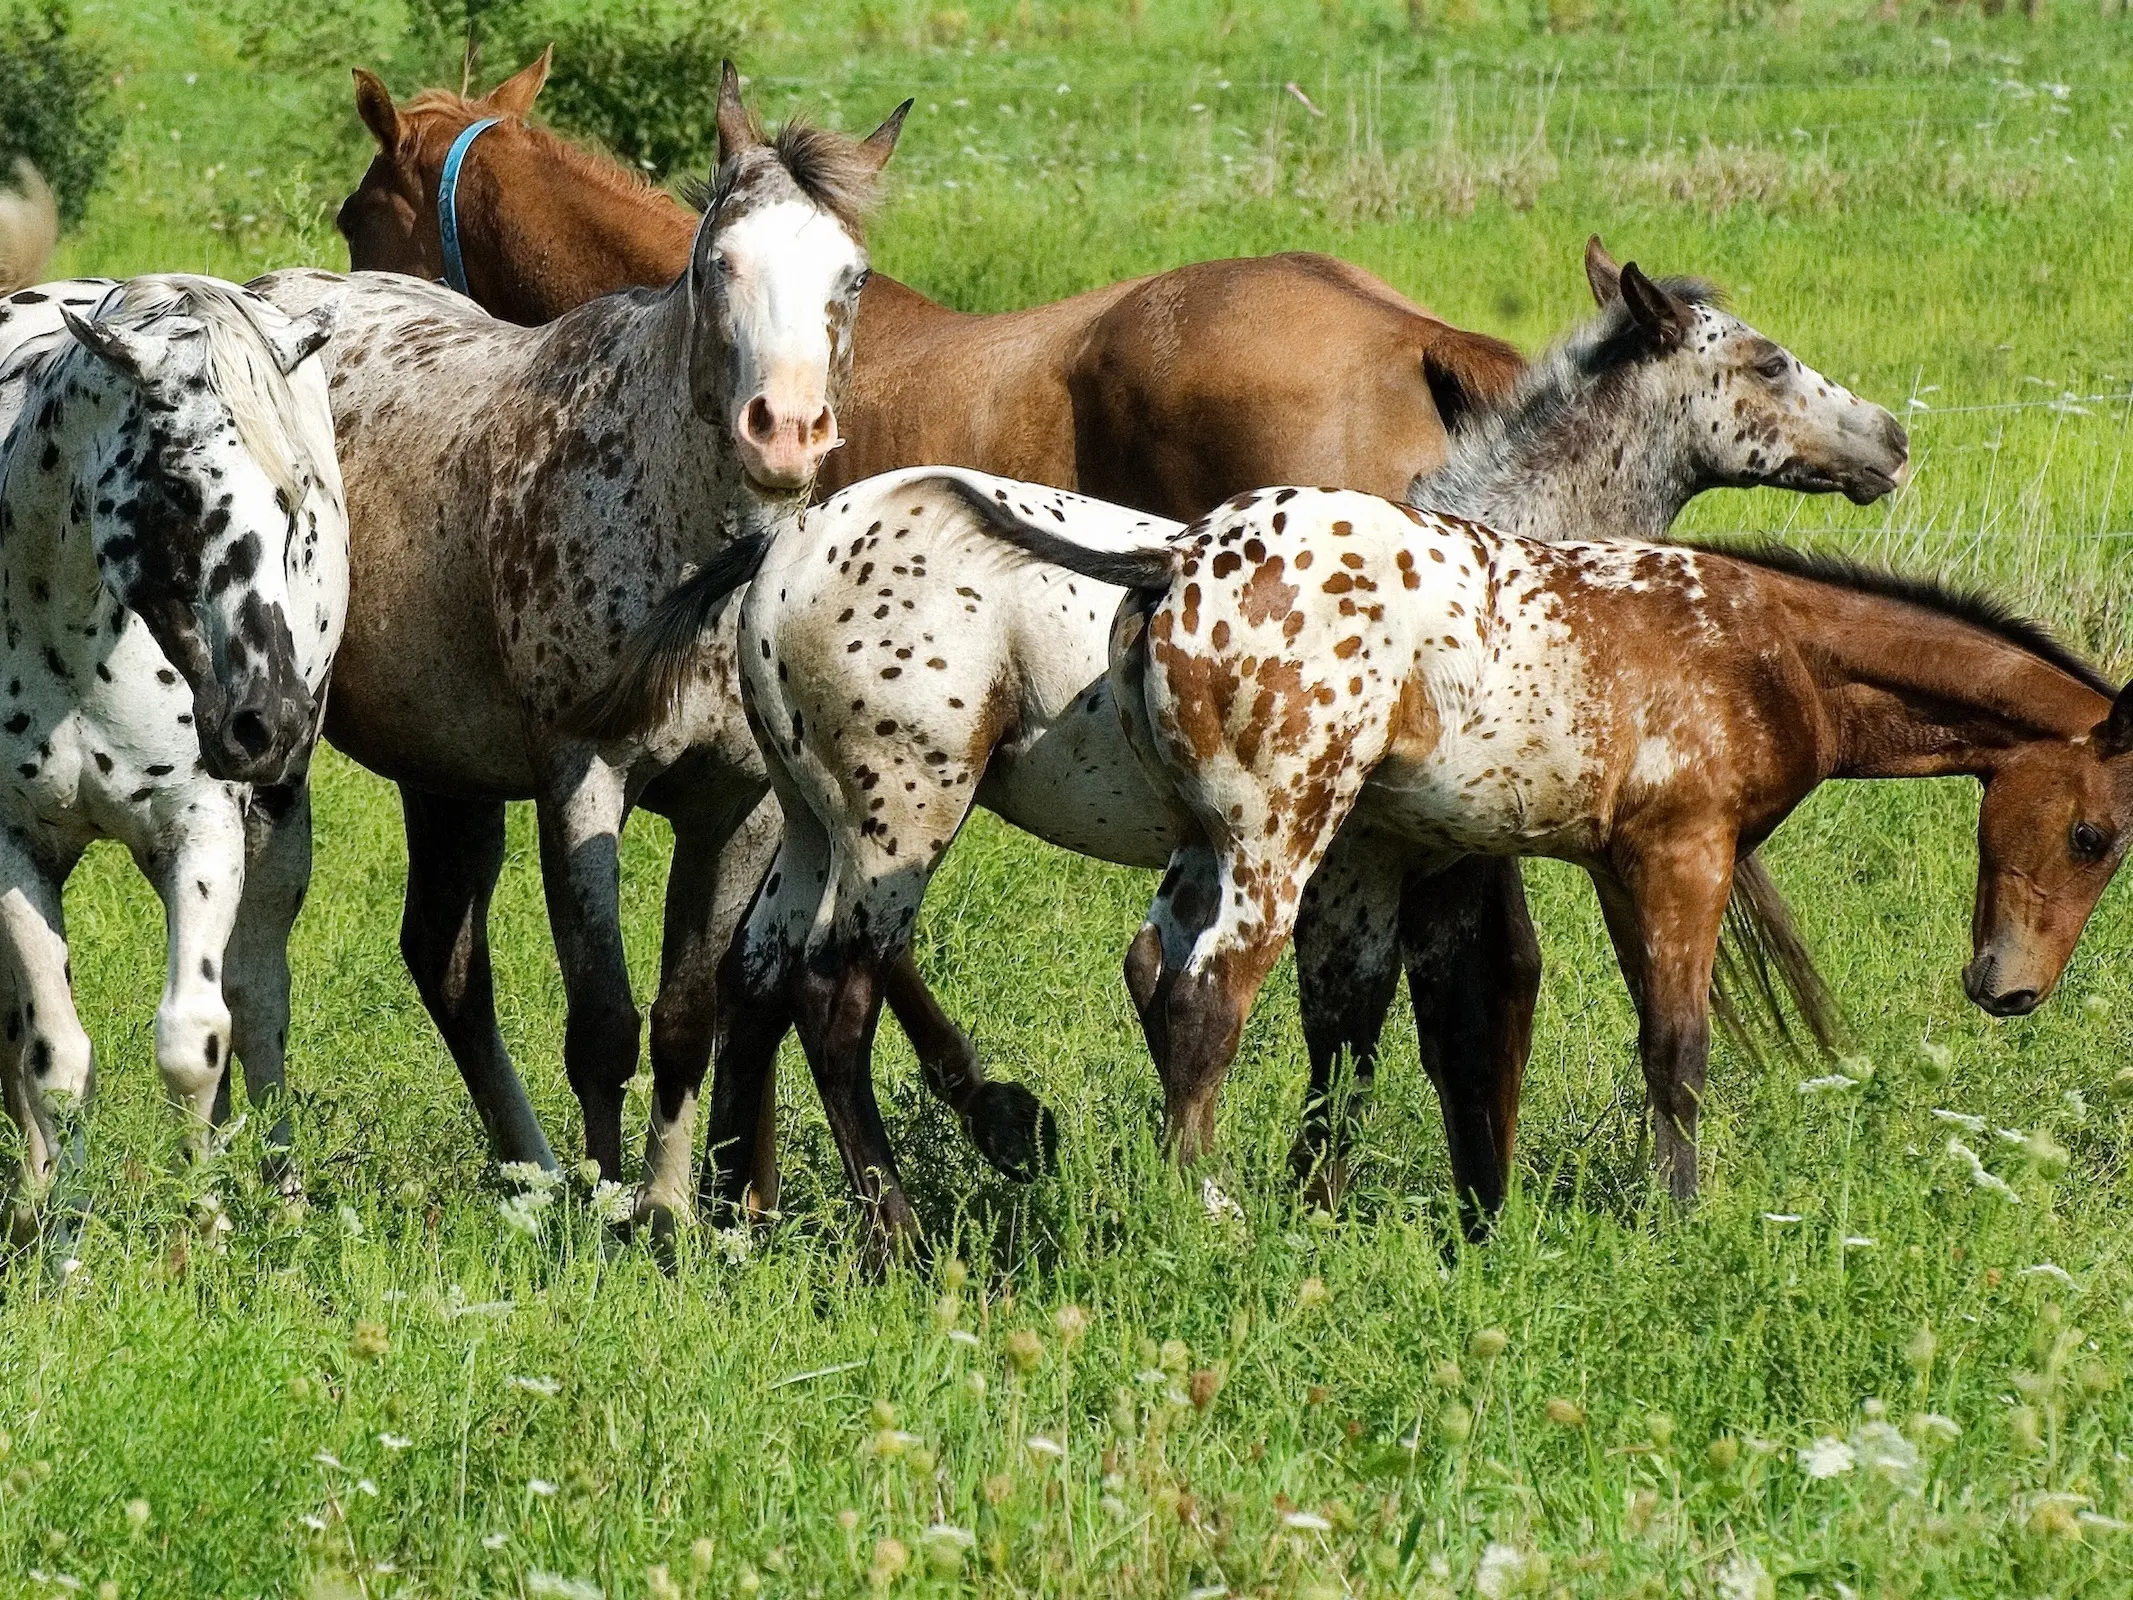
[
  {"left": 564, "top": 992, "right": 642, "bottom": 1091},
  {"left": 154, "top": 998, "right": 230, "bottom": 1112},
  {"left": 26, "top": 1024, "right": 94, "bottom": 1110}
]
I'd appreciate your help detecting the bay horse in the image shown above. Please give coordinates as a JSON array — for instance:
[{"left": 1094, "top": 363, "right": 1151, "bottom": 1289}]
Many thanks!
[
  {"left": 252, "top": 70, "right": 907, "bottom": 1203},
  {"left": 947, "top": 480, "right": 2133, "bottom": 1207},
  {"left": 583, "top": 256, "right": 1910, "bottom": 1252},
  {"left": 0, "top": 275, "right": 345, "bottom": 1251}
]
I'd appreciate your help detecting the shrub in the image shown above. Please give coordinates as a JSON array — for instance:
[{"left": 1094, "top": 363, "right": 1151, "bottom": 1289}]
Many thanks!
[
  {"left": 533, "top": 0, "right": 752, "bottom": 178},
  {"left": 0, "top": 4, "right": 121, "bottom": 225}
]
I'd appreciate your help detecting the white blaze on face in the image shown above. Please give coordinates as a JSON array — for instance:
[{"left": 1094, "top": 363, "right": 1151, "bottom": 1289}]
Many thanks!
[{"left": 719, "top": 199, "right": 864, "bottom": 489}]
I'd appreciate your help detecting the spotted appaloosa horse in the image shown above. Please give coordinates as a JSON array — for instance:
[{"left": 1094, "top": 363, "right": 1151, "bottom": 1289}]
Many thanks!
[
  {"left": 254, "top": 69, "right": 910, "bottom": 1206},
  {"left": 0, "top": 276, "right": 345, "bottom": 1248},
  {"left": 584, "top": 251, "right": 1910, "bottom": 1252},
  {"left": 958, "top": 487, "right": 2133, "bottom": 1208}
]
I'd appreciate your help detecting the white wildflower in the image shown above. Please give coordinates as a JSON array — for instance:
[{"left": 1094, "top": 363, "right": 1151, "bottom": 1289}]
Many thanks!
[
  {"left": 1186, "top": 1588, "right": 1229, "bottom": 1600},
  {"left": 1716, "top": 1554, "right": 1774, "bottom": 1600},
  {"left": 1282, "top": 1510, "right": 1333, "bottom": 1532},
  {"left": 527, "top": 1478, "right": 559, "bottom": 1497},
  {"left": 506, "top": 1374, "right": 561, "bottom": 1397},
  {"left": 2079, "top": 1511, "right": 2130, "bottom": 1532},
  {"left": 922, "top": 1523, "right": 975, "bottom": 1552},
  {"left": 714, "top": 1227, "right": 753, "bottom": 1265},
  {"left": 2020, "top": 1263, "right": 2074, "bottom": 1285},
  {"left": 498, "top": 1191, "right": 552, "bottom": 1235},
  {"left": 355, "top": 1479, "right": 378, "bottom": 1497},
  {"left": 589, "top": 1181, "right": 635, "bottom": 1226},
  {"left": 1475, "top": 1542, "right": 1536, "bottom": 1599},
  {"left": 313, "top": 1452, "right": 342, "bottom": 1470},
  {"left": 336, "top": 1204, "right": 363, "bottom": 1237},
  {"left": 526, "top": 1575, "right": 603, "bottom": 1600},
  {"left": 1931, "top": 1109, "right": 1985, "bottom": 1133},
  {"left": 1844, "top": 1236, "right": 1877, "bottom": 1250},
  {"left": 500, "top": 1161, "right": 563, "bottom": 1194},
  {"left": 1946, "top": 1138, "right": 2020, "bottom": 1200},
  {"left": 300, "top": 1514, "right": 327, "bottom": 1532},
  {"left": 1761, "top": 1212, "right": 1803, "bottom": 1224},
  {"left": 1025, "top": 1433, "right": 1065, "bottom": 1460},
  {"left": 377, "top": 1433, "right": 412, "bottom": 1451},
  {"left": 1200, "top": 1177, "right": 1245, "bottom": 1224},
  {"left": 1852, "top": 1420, "right": 1922, "bottom": 1489},
  {"left": 482, "top": 1533, "right": 509, "bottom": 1550},
  {"left": 1918, "top": 1038, "right": 1954, "bottom": 1074},
  {"left": 947, "top": 1328, "right": 981, "bottom": 1348},
  {"left": 1797, "top": 1073, "right": 1859, "bottom": 1095},
  {"left": 1909, "top": 1413, "right": 1961, "bottom": 1447},
  {"left": 1798, "top": 1436, "right": 1856, "bottom": 1479}
]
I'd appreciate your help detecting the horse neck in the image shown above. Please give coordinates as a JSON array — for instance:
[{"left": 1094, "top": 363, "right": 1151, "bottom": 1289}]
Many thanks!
[
  {"left": 458, "top": 131, "right": 696, "bottom": 320},
  {"left": 1752, "top": 569, "right": 2110, "bottom": 779},
  {"left": 3, "top": 374, "right": 120, "bottom": 628},
  {"left": 1411, "top": 361, "right": 1696, "bottom": 542}
]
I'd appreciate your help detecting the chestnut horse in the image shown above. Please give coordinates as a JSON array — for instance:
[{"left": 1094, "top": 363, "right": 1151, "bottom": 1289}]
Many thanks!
[{"left": 950, "top": 485, "right": 2133, "bottom": 1208}]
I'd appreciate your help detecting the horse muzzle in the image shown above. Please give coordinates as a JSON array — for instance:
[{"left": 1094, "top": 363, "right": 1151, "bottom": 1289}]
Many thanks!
[
  {"left": 200, "top": 670, "right": 318, "bottom": 788},
  {"left": 733, "top": 391, "right": 840, "bottom": 492},
  {"left": 1961, "top": 950, "right": 2049, "bottom": 1018}
]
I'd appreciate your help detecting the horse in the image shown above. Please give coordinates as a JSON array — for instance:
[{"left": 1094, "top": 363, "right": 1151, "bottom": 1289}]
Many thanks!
[
  {"left": 0, "top": 274, "right": 345, "bottom": 1252},
  {"left": 581, "top": 253, "right": 1911, "bottom": 1253},
  {"left": 946, "top": 481, "right": 2133, "bottom": 1208},
  {"left": 252, "top": 69, "right": 914, "bottom": 1213},
  {"left": 0, "top": 162, "right": 58, "bottom": 297}
]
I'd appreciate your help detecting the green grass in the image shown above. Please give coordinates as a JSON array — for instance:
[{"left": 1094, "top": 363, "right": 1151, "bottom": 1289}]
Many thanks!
[{"left": 8, "top": 2, "right": 2133, "bottom": 1596}]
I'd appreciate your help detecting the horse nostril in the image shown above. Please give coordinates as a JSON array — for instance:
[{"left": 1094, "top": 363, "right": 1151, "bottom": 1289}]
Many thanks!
[
  {"left": 808, "top": 406, "right": 834, "bottom": 445},
  {"left": 1995, "top": 988, "right": 2040, "bottom": 1016},
  {"left": 228, "top": 709, "right": 273, "bottom": 758},
  {"left": 742, "top": 396, "right": 776, "bottom": 444}
]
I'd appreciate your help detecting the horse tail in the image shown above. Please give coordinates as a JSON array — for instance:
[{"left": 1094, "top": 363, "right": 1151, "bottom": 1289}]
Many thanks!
[
  {"left": 1710, "top": 851, "right": 1846, "bottom": 1066},
  {"left": 931, "top": 471, "right": 1181, "bottom": 591},
  {"left": 1420, "top": 324, "right": 1524, "bottom": 435},
  {"left": 560, "top": 529, "right": 770, "bottom": 742},
  {"left": 0, "top": 161, "right": 59, "bottom": 296}
]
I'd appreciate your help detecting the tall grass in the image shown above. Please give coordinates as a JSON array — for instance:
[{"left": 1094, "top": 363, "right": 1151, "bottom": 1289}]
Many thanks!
[{"left": 4, "top": 1, "right": 2133, "bottom": 1595}]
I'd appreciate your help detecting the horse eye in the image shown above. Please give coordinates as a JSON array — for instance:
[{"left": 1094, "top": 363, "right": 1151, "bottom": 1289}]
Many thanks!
[
  {"left": 854, "top": 267, "right": 872, "bottom": 291},
  {"left": 2071, "top": 821, "right": 2110, "bottom": 860},
  {"left": 1756, "top": 354, "right": 1790, "bottom": 381}
]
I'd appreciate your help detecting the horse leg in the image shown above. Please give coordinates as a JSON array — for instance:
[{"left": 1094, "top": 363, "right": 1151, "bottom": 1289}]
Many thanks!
[
  {"left": 0, "top": 837, "right": 92, "bottom": 1254},
  {"left": 883, "top": 952, "right": 1060, "bottom": 1183},
  {"left": 531, "top": 748, "right": 637, "bottom": 1180},
  {"left": 1592, "top": 841, "right": 1732, "bottom": 1204},
  {"left": 399, "top": 787, "right": 555, "bottom": 1170},
  {"left": 147, "top": 806, "right": 248, "bottom": 1168},
  {"left": 699, "top": 811, "right": 825, "bottom": 1224},
  {"left": 1400, "top": 855, "right": 1542, "bottom": 1238},
  {"left": 791, "top": 945, "right": 921, "bottom": 1267},
  {"left": 639, "top": 787, "right": 776, "bottom": 1236},
  {"left": 222, "top": 785, "right": 312, "bottom": 1196},
  {"left": 1289, "top": 825, "right": 1408, "bottom": 1209}
]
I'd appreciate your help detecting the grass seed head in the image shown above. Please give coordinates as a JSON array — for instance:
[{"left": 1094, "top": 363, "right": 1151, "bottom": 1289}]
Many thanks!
[
  {"left": 1160, "top": 1337, "right": 1190, "bottom": 1372},
  {"left": 1467, "top": 1327, "right": 1509, "bottom": 1365},
  {"left": 1055, "top": 1303, "right": 1089, "bottom": 1346},
  {"left": 871, "top": 1399, "right": 898, "bottom": 1430},
  {"left": 690, "top": 1538, "right": 716, "bottom": 1576},
  {"left": 645, "top": 1563, "right": 682, "bottom": 1600},
  {"left": 1707, "top": 1436, "right": 1741, "bottom": 1473},
  {"left": 933, "top": 1292, "right": 962, "bottom": 1329},
  {"left": 1432, "top": 1360, "right": 1464, "bottom": 1391},
  {"left": 1905, "top": 1325, "right": 1938, "bottom": 1373},
  {"left": 1296, "top": 1275, "right": 1330, "bottom": 1310},
  {"left": 1646, "top": 1412, "right": 1675, "bottom": 1450},
  {"left": 348, "top": 1320, "right": 389, "bottom": 1362},
  {"left": 1438, "top": 1402, "right": 1474, "bottom": 1445},
  {"left": 1190, "top": 1368, "right": 1223, "bottom": 1410},
  {"left": 941, "top": 1258, "right": 969, "bottom": 1292},
  {"left": 2109, "top": 1067, "right": 2133, "bottom": 1102},
  {"left": 2007, "top": 1405, "right": 2045, "bottom": 1454},
  {"left": 1005, "top": 1328, "right": 1044, "bottom": 1372},
  {"left": 1545, "top": 1398, "right": 1585, "bottom": 1428},
  {"left": 124, "top": 1496, "right": 150, "bottom": 1532}
]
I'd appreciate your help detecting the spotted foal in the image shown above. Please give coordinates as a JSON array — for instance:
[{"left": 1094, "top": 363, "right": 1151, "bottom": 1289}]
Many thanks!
[{"left": 0, "top": 276, "right": 344, "bottom": 1249}]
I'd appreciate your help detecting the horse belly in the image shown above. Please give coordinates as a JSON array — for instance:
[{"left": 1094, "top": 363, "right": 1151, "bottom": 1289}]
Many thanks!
[
  {"left": 1361, "top": 723, "right": 1604, "bottom": 860},
  {"left": 978, "top": 682, "right": 1175, "bottom": 870}
]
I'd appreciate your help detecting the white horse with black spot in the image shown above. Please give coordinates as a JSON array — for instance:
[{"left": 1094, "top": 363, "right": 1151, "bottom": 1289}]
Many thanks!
[{"left": 0, "top": 275, "right": 344, "bottom": 1254}]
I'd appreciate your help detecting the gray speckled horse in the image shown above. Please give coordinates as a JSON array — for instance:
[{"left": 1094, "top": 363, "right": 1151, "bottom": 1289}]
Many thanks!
[{"left": 255, "top": 69, "right": 915, "bottom": 1211}]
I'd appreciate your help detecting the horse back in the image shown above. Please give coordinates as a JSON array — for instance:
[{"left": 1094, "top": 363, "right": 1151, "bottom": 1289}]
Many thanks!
[{"left": 1064, "top": 253, "right": 1523, "bottom": 522}]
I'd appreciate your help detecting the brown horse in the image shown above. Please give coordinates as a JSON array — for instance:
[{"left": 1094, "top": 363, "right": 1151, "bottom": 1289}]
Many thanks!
[{"left": 950, "top": 482, "right": 2133, "bottom": 1206}]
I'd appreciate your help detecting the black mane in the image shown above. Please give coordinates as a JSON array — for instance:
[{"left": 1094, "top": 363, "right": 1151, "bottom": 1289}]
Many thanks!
[
  {"left": 682, "top": 120, "right": 886, "bottom": 235},
  {"left": 1690, "top": 540, "right": 2118, "bottom": 698}
]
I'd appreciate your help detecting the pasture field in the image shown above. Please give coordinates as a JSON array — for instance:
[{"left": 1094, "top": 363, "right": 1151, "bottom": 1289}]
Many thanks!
[{"left": 8, "top": 1, "right": 2133, "bottom": 1595}]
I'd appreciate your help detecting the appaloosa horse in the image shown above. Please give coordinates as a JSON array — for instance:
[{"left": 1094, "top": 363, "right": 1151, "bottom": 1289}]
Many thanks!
[
  {"left": 950, "top": 484, "right": 2133, "bottom": 1210},
  {"left": 584, "top": 254, "right": 1910, "bottom": 1251},
  {"left": 254, "top": 71, "right": 908, "bottom": 1204},
  {"left": 0, "top": 275, "right": 345, "bottom": 1249}
]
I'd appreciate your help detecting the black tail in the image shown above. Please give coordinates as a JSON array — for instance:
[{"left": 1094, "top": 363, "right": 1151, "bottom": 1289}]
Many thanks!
[
  {"left": 931, "top": 473, "right": 1181, "bottom": 590},
  {"left": 1710, "top": 851, "right": 1845, "bottom": 1066},
  {"left": 560, "top": 530, "right": 771, "bottom": 743}
]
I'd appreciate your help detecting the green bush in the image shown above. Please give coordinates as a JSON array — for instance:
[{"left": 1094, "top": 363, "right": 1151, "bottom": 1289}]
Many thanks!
[
  {"left": 532, "top": 0, "right": 751, "bottom": 178},
  {"left": 0, "top": 4, "right": 121, "bottom": 225}
]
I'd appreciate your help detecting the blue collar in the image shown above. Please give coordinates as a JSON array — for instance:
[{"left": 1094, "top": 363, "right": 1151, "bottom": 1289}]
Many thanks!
[{"left": 437, "top": 117, "right": 501, "bottom": 298}]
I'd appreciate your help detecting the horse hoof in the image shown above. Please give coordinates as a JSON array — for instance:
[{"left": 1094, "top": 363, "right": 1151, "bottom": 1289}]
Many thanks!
[{"left": 964, "top": 1081, "right": 1060, "bottom": 1182}]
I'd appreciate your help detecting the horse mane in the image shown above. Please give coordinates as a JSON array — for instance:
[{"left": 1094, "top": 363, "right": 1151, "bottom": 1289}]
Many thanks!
[
  {"left": 1411, "top": 275, "right": 1724, "bottom": 515},
  {"left": 699, "top": 120, "right": 888, "bottom": 235},
  {"left": 399, "top": 88, "right": 687, "bottom": 216},
  {"left": 1692, "top": 539, "right": 2119, "bottom": 699},
  {"left": 19, "top": 277, "right": 331, "bottom": 510},
  {"left": 0, "top": 160, "right": 58, "bottom": 295}
]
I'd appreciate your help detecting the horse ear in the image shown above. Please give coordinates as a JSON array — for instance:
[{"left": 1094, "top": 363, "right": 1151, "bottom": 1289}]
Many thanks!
[
  {"left": 856, "top": 99, "right": 913, "bottom": 174},
  {"left": 62, "top": 311, "right": 157, "bottom": 382},
  {"left": 715, "top": 61, "right": 761, "bottom": 164},
  {"left": 352, "top": 68, "right": 400, "bottom": 154},
  {"left": 483, "top": 44, "right": 551, "bottom": 118},
  {"left": 1584, "top": 234, "right": 1621, "bottom": 306},
  {"left": 2096, "top": 680, "right": 2133, "bottom": 758},
  {"left": 1619, "top": 261, "right": 1691, "bottom": 348},
  {"left": 262, "top": 303, "right": 337, "bottom": 376}
]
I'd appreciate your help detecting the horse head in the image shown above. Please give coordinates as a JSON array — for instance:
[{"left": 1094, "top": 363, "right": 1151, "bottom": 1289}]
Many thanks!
[
  {"left": 684, "top": 63, "right": 908, "bottom": 495},
  {"left": 334, "top": 48, "right": 553, "bottom": 284},
  {"left": 1966, "top": 680, "right": 2133, "bottom": 1015},
  {"left": 61, "top": 283, "right": 338, "bottom": 787},
  {"left": 1582, "top": 236, "right": 1910, "bottom": 507}
]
